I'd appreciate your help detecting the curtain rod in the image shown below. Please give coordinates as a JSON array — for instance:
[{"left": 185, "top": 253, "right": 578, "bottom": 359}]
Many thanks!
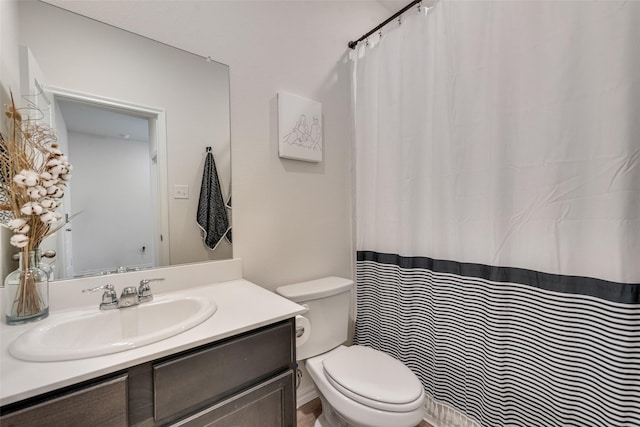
[{"left": 348, "top": 0, "right": 421, "bottom": 49}]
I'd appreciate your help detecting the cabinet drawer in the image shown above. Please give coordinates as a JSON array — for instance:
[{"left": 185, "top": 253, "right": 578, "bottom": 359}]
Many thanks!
[
  {"left": 170, "top": 370, "right": 295, "bottom": 427},
  {"left": 0, "top": 375, "right": 128, "bottom": 427},
  {"left": 153, "top": 321, "right": 294, "bottom": 423}
]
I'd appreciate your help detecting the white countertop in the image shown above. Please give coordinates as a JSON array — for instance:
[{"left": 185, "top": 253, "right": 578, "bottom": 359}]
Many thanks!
[{"left": 0, "top": 278, "right": 306, "bottom": 406}]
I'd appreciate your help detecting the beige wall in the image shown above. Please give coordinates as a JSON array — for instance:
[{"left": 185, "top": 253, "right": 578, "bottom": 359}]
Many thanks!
[
  {"left": 0, "top": 0, "right": 20, "bottom": 282},
  {"left": 41, "top": 1, "right": 389, "bottom": 290},
  {"left": 0, "top": 1, "right": 19, "bottom": 103}
]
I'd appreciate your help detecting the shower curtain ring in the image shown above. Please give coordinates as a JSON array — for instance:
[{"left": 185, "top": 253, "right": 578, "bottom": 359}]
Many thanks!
[{"left": 398, "top": 15, "right": 402, "bottom": 25}]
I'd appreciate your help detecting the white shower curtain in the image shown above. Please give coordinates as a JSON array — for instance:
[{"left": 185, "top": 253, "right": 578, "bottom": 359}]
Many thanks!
[{"left": 351, "top": 1, "right": 639, "bottom": 426}]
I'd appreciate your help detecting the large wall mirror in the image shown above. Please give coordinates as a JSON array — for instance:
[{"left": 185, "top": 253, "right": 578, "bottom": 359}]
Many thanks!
[{"left": 7, "top": 0, "right": 232, "bottom": 280}]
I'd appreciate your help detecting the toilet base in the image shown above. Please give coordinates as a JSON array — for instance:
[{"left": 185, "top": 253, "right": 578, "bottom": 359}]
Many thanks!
[
  {"left": 313, "top": 413, "right": 328, "bottom": 427},
  {"left": 315, "top": 394, "right": 349, "bottom": 427}
]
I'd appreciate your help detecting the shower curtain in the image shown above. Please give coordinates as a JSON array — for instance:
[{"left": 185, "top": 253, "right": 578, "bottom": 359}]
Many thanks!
[{"left": 351, "top": 2, "right": 639, "bottom": 426}]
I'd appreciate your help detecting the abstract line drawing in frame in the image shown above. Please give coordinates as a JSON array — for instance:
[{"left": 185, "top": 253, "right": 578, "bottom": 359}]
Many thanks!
[{"left": 278, "top": 91, "right": 322, "bottom": 162}]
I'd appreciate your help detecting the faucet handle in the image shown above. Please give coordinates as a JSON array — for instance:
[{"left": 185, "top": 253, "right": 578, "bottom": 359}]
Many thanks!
[
  {"left": 138, "top": 278, "right": 163, "bottom": 303},
  {"left": 139, "top": 278, "right": 165, "bottom": 287},
  {"left": 82, "top": 284, "right": 117, "bottom": 309},
  {"left": 82, "top": 284, "right": 114, "bottom": 295}
]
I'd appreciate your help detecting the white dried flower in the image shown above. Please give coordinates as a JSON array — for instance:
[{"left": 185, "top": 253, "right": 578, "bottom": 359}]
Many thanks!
[
  {"left": 2, "top": 99, "right": 72, "bottom": 251},
  {"left": 24, "top": 169, "right": 39, "bottom": 186},
  {"left": 47, "top": 186, "right": 64, "bottom": 198},
  {"left": 39, "top": 211, "right": 60, "bottom": 224},
  {"left": 7, "top": 218, "right": 27, "bottom": 231},
  {"left": 26, "top": 186, "right": 47, "bottom": 199},
  {"left": 10, "top": 234, "right": 29, "bottom": 248},
  {"left": 48, "top": 165, "right": 64, "bottom": 176},
  {"left": 13, "top": 170, "right": 40, "bottom": 187},
  {"left": 20, "top": 201, "right": 44, "bottom": 216},
  {"left": 12, "top": 174, "right": 26, "bottom": 186},
  {"left": 39, "top": 198, "right": 56, "bottom": 209},
  {"left": 42, "top": 178, "right": 58, "bottom": 188}
]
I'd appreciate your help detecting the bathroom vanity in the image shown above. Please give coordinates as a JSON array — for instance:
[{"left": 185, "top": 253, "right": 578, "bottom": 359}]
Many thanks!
[
  {"left": 1, "top": 320, "right": 295, "bottom": 426},
  {"left": 0, "top": 260, "right": 306, "bottom": 426}
]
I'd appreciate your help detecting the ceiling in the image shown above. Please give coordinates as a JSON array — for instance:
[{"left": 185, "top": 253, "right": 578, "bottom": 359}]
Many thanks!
[{"left": 56, "top": 99, "right": 149, "bottom": 142}]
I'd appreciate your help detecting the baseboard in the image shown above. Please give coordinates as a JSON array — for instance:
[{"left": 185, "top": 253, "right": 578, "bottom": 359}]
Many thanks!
[{"left": 296, "top": 387, "right": 318, "bottom": 408}]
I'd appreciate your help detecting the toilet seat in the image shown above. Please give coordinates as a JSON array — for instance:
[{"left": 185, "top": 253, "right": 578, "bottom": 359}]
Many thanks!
[
  {"left": 322, "top": 345, "right": 424, "bottom": 412},
  {"left": 306, "top": 346, "right": 426, "bottom": 427}
]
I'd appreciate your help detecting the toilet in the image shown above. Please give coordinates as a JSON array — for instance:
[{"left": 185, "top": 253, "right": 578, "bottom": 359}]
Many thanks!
[{"left": 276, "top": 277, "right": 425, "bottom": 427}]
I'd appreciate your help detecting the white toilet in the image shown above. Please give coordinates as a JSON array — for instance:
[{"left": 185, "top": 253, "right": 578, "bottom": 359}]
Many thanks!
[{"left": 276, "top": 277, "right": 425, "bottom": 427}]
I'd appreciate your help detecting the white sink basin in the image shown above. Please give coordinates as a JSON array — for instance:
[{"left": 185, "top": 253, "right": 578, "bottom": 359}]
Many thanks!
[{"left": 9, "top": 295, "right": 217, "bottom": 362}]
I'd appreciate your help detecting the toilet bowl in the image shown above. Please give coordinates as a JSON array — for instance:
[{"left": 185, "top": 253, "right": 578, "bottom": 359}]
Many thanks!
[
  {"left": 306, "top": 345, "right": 425, "bottom": 427},
  {"left": 275, "top": 277, "right": 425, "bottom": 427}
]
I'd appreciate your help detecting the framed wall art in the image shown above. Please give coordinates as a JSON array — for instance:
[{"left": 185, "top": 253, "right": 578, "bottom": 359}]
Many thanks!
[{"left": 278, "top": 91, "right": 322, "bottom": 162}]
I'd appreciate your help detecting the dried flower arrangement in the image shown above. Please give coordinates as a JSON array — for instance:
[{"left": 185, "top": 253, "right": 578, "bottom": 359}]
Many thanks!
[{"left": 0, "top": 94, "right": 71, "bottom": 321}]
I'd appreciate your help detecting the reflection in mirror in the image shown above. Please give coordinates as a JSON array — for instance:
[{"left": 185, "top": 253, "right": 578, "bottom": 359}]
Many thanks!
[
  {"left": 56, "top": 98, "right": 158, "bottom": 278},
  {"left": 8, "top": 0, "right": 232, "bottom": 280}
]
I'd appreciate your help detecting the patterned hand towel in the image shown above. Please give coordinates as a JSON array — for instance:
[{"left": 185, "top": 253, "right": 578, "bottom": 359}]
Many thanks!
[
  {"left": 225, "top": 190, "right": 232, "bottom": 244},
  {"left": 196, "top": 150, "right": 230, "bottom": 250}
]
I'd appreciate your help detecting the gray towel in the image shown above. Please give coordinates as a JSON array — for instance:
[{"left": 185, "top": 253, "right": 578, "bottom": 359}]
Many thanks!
[
  {"left": 196, "top": 151, "right": 229, "bottom": 250},
  {"left": 225, "top": 185, "right": 232, "bottom": 244}
]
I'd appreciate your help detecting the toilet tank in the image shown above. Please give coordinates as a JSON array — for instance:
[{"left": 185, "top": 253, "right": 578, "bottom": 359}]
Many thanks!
[{"left": 276, "top": 277, "right": 353, "bottom": 360}]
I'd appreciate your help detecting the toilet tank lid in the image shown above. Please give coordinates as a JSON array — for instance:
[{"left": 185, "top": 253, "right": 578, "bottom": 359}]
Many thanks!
[{"left": 275, "top": 276, "right": 353, "bottom": 302}]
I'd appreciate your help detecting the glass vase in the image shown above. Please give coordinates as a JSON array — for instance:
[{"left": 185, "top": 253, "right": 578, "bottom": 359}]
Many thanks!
[{"left": 4, "top": 250, "right": 49, "bottom": 325}]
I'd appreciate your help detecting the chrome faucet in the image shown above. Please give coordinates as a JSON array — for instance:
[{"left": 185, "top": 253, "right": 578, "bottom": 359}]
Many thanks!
[
  {"left": 138, "top": 278, "right": 165, "bottom": 303},
  {"left": 82, "top": 278, "right": 165, "bottom": 310},
  {"left": 82, "top": 284, "right": 118, "bottom": 310},
  {"left": 117, "top": 286, "right": 139, "bottom": 308}
]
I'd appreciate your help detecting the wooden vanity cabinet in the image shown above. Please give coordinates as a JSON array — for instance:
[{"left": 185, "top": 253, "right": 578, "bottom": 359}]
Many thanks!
[
  {"left": 0, "top": 319, "right": 297, "bottom": 427},
  {"left": 0, "top": 375, "right": 129, "bottom": 426}
]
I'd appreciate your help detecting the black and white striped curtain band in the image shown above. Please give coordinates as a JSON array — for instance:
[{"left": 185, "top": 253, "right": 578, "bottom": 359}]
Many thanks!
[{"left": 354, "top": 251, "right": 640, "bottom": 427}]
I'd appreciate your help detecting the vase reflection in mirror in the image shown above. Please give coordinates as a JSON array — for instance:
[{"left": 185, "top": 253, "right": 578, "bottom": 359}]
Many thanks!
[{"left": 4, "top": 250, "right": 49, "bottom": 325}]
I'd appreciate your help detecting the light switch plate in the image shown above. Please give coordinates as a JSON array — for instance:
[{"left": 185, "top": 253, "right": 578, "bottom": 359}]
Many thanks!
[{"left": 174, "top": 184, "right": 189, "bottom": 199}]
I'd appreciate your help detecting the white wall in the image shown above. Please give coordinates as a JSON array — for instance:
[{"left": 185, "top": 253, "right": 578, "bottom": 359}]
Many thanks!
[
  {"left": 41, "top": 0, "right": 389, "bottom": 290},
  {"left": 0, "top": 0, "right": 21, "bottom": 281},
  {"left": 0, "top": 0, "right": 20, "bottom": 108}
]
